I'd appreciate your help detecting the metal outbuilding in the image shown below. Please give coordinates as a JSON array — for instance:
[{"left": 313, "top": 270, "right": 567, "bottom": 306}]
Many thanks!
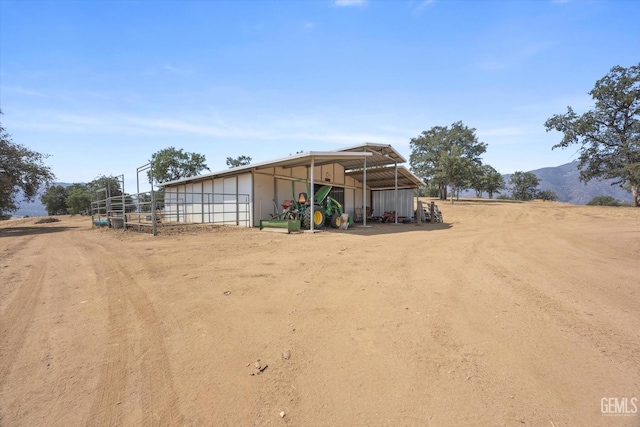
[{"left": 158, "top": 143, "right": 423, "bottom": 229}]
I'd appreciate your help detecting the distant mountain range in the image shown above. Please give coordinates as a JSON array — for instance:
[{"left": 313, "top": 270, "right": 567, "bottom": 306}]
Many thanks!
[{"left": 502, "top": 161, "right": 633, "bottom": 205}]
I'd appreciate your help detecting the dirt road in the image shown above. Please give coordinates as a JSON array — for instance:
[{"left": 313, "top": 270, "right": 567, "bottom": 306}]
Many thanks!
[{"left": 1, "top": 200, "right": 639, "bottom": 426}]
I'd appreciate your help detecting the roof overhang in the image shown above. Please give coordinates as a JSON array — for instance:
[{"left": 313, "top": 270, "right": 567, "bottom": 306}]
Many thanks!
[
  {"left": 254, "top": 151, "right": 373, "bottom": 170},
  {"left": 158, "top": 151, "right": 373, "bottom": 187},
  {"left": 337, "top": 143, "right": 406, "bottom": 170},
  {"left": 157, "top": 144, "right": 417, "bottom": 189},
  {"left": 345, "top": 165, "right": 424, "bottom": 190}
]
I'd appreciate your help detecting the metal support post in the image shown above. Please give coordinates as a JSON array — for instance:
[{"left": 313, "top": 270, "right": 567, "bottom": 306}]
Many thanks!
[{"left": 310, "top": 157, "right": 315, "bottom": 232}]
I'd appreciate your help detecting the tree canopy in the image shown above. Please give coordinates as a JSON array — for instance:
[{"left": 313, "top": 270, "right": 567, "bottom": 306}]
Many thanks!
[
  {"left": 470, "top": 164, "right": 505, "bottom": 199},
  {"left": 41, "top": 185, "right": 69, "bottom": 215},
  {"left": 409, "top": 121, "right": 487, "bottom": 202},
  {"left": 88, "top": 175, "right": 123, "bottom": 198},
  {"left": 66, "top": 183, "right": 93, "bottom": 214},
  {"left": 545, "top": 63, "right": 640, "bottom": 207},
  {"left": 148, "top": 147, "right": 210, "bottom": 184},
  {"left": 226, "top": 155, "right": 252, "bottom": 168},
  {"left": 0, "top": 112, "right": 55, "bottom": 215},
  {"left": 536, "top": 189, "right": 558, "bottom": 202},
  {"left": 510, "top": 171, "right": 540, "bottom": 201},
  {"left": 85, "top": 176, "right": 135, "bottom": 212}
]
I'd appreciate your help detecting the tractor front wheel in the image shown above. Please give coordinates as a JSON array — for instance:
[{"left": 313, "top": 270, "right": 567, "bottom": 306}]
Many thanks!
[
  {"left": 330, "top": 213, "right": 342, "bottom": 228},
  {"left": 303, "top": 205, "right": 325, "bottom": 229}
]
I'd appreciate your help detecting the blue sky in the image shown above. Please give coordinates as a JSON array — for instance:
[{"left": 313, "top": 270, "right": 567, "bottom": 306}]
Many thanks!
[{"left": 1, "top": 0, "right": 639, "bottom": 191}]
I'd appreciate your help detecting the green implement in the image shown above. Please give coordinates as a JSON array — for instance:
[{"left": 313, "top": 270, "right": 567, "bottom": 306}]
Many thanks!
[{"left": 259, "top": 219, "right": 301, "bottom": 233}]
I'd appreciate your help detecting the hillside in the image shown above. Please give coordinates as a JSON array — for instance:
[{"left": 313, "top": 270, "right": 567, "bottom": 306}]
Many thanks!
[{"left": 502, "top": 161, "right": 633, "bottom": 205}]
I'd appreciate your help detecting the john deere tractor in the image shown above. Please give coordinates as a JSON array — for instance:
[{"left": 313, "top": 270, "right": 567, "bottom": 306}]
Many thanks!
[
  {"left": 298, "top": 184, "right": 343, "bottom": 229},
  {"left": 261, "top": 179, "right": 344, "bottom": 231}
]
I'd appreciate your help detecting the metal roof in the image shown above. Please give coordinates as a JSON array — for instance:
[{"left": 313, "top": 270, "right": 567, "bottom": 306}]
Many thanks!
[
  {"left": 158, "top": 151, "right": 373, "bottom": 187},
  {"left": 253, "top": 151, "right": 373, "bottom": 170},
  {"left": 337, "top": 143, "right": 406, "bottom": 171},
  {"left": 345, "top": 166, "right": 424, "bottom": 190},
  {"left": 157, "top": 143, "right": 420, "bottom": 189}
]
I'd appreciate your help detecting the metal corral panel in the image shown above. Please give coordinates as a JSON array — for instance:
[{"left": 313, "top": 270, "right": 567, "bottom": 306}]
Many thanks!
[{"left": 372, "top": 189, "right": 415, "bottom": 218}]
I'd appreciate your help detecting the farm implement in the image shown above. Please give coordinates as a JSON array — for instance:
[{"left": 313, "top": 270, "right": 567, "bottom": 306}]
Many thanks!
[{"left": 259, "top": 179, "right": 344, "bottom": 232}]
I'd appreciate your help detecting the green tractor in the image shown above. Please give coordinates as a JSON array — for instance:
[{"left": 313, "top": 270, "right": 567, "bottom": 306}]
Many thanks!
[
  {"left": 298, "top": 183, "right": 344, "bottom": 229},
  {"left": 261, "top": 179, "right": 344, "bottom": 231}
]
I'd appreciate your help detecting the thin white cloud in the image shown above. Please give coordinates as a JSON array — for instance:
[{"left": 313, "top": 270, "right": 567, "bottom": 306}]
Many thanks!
[
  {"left": 10, "top": 108, "right": 403, "bottom": 147},
  {"left": 479, "top": 43, "right": 550, "bottom": 71},
  {"left": 131, "top": 116, "right": 400, "bottom": 145},
  {"left": 414, "top": 0, "right": 435, "bottom": 13},
  {"left": 56, "top": 114, "right": 105, "bottom": 126},
  {"left": 303, "top": 22, "right": 315, "bottom": 32},
  {"left": 0, "top": 85, "right": 44, "bottom": 97},
  {"left": 333, "top": 0, "right": 367, "bottom": 7},
  {"left": 513, "top": 94, "right": 594, "bottom": 114},
  {"left": 162, "top": 65, "right": 194, "bottom": 76},
  {"left": 477, "top": 127, "right": 528, "bottom": 138}
]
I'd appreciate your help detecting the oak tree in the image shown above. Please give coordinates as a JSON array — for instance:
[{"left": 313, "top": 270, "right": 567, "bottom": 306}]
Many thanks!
[
  {"left": 545, "top": 63, "right": 640, "bottom": 206},
  {"left": 0, "top": 112, "right": 55, "bottom": 215},
  {"left": 149, "top": 147, "right": 210, "bottom": 184},
  {"left": 410, "top": 121, "right": 487, "bottom": 203}
]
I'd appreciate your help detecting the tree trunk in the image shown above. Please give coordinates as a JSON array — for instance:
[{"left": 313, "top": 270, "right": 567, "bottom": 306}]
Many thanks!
[
  {"left": 632, "top": 181, "right": 639, "bottom": 207},
  {"left": 439, "top": 184, "right": 447, "bottom": 200},
  {"left": 450, "top": 183, "right": 454, "bottom": 204}
]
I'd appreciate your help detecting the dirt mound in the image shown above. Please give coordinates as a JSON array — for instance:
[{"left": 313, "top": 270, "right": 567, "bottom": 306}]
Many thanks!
[{"left": 34, "top": 217, "right": 61, "bottom": 224}]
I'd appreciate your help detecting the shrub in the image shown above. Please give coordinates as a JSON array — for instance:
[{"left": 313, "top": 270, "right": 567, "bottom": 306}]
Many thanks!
[
  {"left": 536, "top": 190, "right": 558, "bottom": 201},
  {"left": 586, "top": 196, "right": 621, "bottom": 206}
]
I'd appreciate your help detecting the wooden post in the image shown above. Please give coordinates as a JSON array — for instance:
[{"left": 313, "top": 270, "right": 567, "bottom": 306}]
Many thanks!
[
  {"left": 416, "top": 200, "right": 423, "bottom": 225},
  {"left": 430, "top": 201, "right": 435, "bottom": 223}
]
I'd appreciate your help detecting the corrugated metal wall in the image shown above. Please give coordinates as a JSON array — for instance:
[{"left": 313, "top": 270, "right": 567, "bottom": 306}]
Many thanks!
[{"left": 372, "top": 189, "right": 415, "bottom": 218}]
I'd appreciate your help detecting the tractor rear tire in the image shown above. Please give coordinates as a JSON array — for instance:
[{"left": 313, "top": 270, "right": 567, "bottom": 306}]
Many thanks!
[
  {"left": 330, "top": 213, "right": 341, "bottom": 228},
  {"left": 303, "top": 205, "right": 325, "bottom": 229}
]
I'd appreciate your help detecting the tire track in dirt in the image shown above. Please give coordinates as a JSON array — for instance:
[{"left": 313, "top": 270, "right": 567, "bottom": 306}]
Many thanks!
[
  {"left": 490, "top": 221, "right": 640, "bottom": 369},
  {"left": 0, "top": 233, "right": 36, "bottom": 262},
  {"left": 81, "top": 237, "right": 182, "bottom": 426},
  {"left": 83, "top": 239, "right": 131, "bottom": 427},
  {"left": 0, "top": 235, "right": 50, "bottom": 389},
  {"left": 0, "top": 233, "right": 38, "bottom": 305}
]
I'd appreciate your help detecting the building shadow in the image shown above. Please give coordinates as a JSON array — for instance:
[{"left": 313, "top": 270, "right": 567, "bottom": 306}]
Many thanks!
[{"left": 325, "top": 221, "right": 452, "bottom": 236}]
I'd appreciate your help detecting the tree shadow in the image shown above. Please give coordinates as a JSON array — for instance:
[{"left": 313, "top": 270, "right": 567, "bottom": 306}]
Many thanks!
[{"left": 0, "top": 226, "right": 78, "bottom": 238}]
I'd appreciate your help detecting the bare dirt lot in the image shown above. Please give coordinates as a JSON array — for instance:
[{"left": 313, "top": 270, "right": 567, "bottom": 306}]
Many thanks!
[{"left": 1, "top": 200, "right": 639, "bottom": 426}]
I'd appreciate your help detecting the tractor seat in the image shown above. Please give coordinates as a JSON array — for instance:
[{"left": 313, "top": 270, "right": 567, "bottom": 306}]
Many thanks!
[
  {"left": 282, "top": 200, "right": 294, "bottom": 209},
  {"left": 298, "top": 192, "right": 308, "bottom": 204}
]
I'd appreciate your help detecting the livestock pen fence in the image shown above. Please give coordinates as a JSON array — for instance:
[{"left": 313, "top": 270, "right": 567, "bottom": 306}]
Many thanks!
[
  {"left": 91, "top": 190, "right": 251, "bottom": 235},
  {"left": 90, "top": 172, "right": 250, "bottom": 235}
]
